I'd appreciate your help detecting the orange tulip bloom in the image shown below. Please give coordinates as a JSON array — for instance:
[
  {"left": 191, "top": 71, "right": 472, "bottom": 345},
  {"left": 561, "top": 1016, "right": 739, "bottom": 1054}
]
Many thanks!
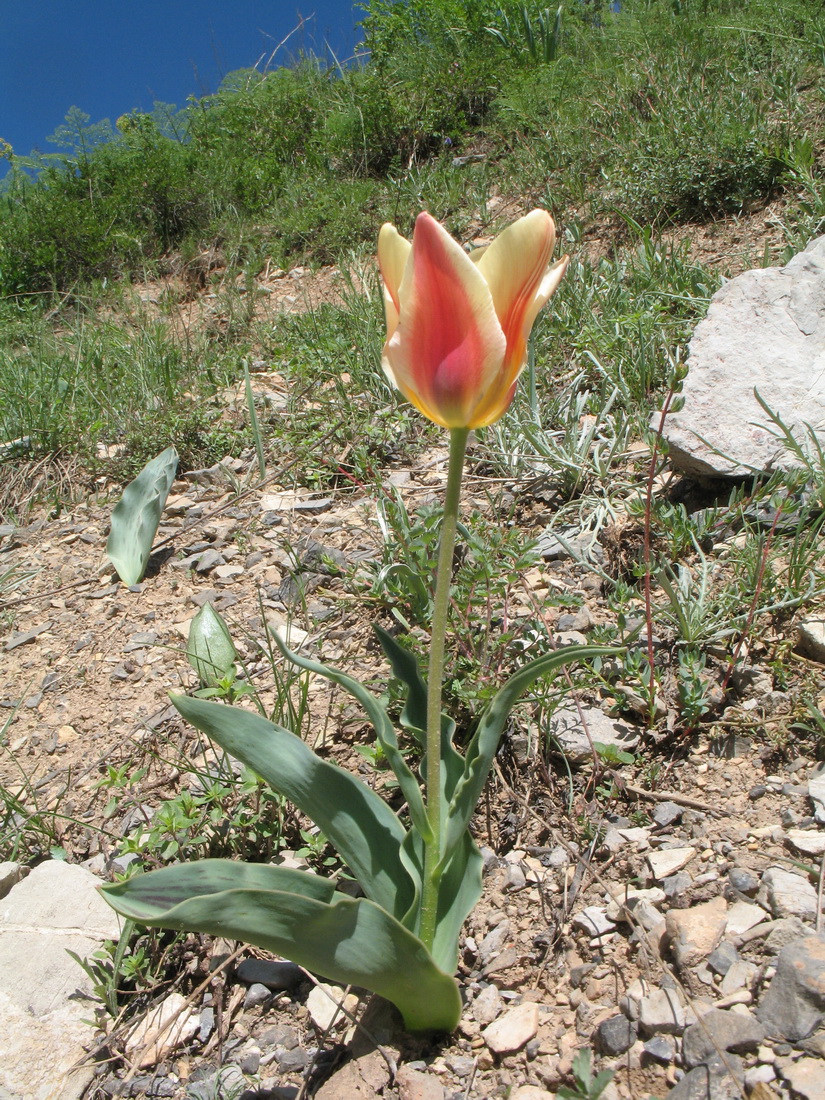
[{"left": 378, "top": 210, "right": 568, "bottom": 429}]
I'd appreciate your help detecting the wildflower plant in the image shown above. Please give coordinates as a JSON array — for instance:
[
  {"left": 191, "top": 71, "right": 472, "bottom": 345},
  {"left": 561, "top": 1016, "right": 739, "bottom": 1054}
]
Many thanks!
[{"left": 102, "top": 211, "right": 614, "bottom": 1033}]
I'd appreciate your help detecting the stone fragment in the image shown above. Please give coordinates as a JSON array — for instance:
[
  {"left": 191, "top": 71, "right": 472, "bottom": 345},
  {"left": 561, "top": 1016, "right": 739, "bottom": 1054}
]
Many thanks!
[
  {"left": 643, "top": 1036, "right": 675, "bottom": 1063},
  {"left": 482, "top": 1002, "right": 539, "bottom": 1054},
  {"left": 777, "top": 1056, "right": 825, "bottom": 1099},
  {"left": 660, "top": 235, "right": 825, "bottom": 478},
  {"left": 708, "top": 941, "right": 739, "bottom": 976},
  {"left": 235, "top": 958, "right": 303, "bottom": 990},
  {"left": 0, "top": 860, "right": 122, "bottom": 1100},
  {"left": 666, "top": 1054, "right": 745, "bottom": 1100},
  {"left": 313, "top": 1052, "right": 390, "bottom": 1099},
  {"left": 556, "top": 607, "right": 594, "bottom": 632},
  {"left": 786, "top": 828, "right": 825, "bottom": 856},
  {"left": 758, "top": 867, "right": 818, "bottom": 920},
  {"left": 719, "top": 959, "right": 757, "bottom": 996},
  {"left": 194, "top": 548, "right": 224, "bottom": 572},
  {"left": 595, "top": 1014, "right": 637, "bottom": 1055},
  {"left": 125, "top": 992, "right": 199, "bottom": 1067},
  {"left": 396, "top": 1066, "right": 446, "bottom": 1100},
  {"left": 605, "top": 886, "right": 665, "bottom": 921},
  {"left": 547, "top": 706, "right": 640, "bottom": 764},
  {"left": 796, "top": 620, "right": 825, "bottom": 664},
  {"left": 572, "top": 905, "right": 615, "bottom": 939},
  {"left": 807, "top": 771, "right": 825, "bottom": 823},
  {"left": 306, "top": 983, "right": 358, "bottom": 1031},
  {"left": 663, "top": 871, "right": 692, "bottom": 898},
  {"left": 646, "top": 847, "right": 696, "bottom": 880},
  {"left": 757, "top": 934, "right": 825, "bottom": 1040},
  {"left": 764, "top": 916, "right": 811, "bottom": 953},
  {"left": 471, "top": 984, "right": 503, "bottom": 1026},
  {"left": 619, "top": 977, "right": 652, "bottom": 1020},
  {"left": 0, "top": 862, "right": 26, "bottom": 900},
  {"left": 652, "top": 801, "right": 683, "bottom": 828},
  {"left": 681, "top": 1008, "right": 765, "bottom": 1068},
  {"left": 724, "top": 900, "right": 766, "bottom": 936},
  {"left": 744, "top": 1064, "right": 777, "bottom": 1090},
  {"left": 638, "top": 987, "right": 686, "bottom": 1035},
  {"left": 242, "top": 983, "right": 272, "bottom": 1009},
  {"left": 665, "top": 895, "right": 728, "bottom": 968},
  {"left": 509, "top": 1089, "right": 555, "bottom": 1100}
]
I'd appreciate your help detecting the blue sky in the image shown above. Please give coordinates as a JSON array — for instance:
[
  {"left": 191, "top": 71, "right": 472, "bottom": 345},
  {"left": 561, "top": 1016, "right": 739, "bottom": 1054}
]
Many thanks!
[{"left": 1, "top": 1, "right": 362, "bottom": 160}]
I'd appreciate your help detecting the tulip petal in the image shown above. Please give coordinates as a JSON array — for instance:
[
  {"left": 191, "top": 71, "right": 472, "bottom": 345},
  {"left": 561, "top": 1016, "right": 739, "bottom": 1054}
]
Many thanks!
[
  {"left": 476, "top": 210, "right": 557, "bottom": 370},
  {"left": 383, "top": 213, "right": 506, "bottom": 428},
  {"left": 378, "top": 223, "right": 411, "bottom": 338}
]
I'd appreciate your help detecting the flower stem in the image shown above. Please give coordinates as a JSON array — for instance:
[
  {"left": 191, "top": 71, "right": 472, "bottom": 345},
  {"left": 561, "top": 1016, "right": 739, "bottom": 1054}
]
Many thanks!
[{"left": 420, "top": 427, "right": 469, "bottom": 952}]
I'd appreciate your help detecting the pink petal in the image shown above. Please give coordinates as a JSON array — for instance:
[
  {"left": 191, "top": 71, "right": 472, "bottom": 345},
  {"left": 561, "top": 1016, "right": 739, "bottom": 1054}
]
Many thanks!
[{"left": 383, "top": 213, "right": 506, "bottom": 428}]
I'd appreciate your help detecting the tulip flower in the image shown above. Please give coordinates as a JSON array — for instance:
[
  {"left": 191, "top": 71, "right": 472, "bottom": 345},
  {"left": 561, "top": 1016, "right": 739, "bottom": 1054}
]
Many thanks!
[
  {"left": 100, "top": 205, "right": 615, "bottom": 1037},
  {"left": 378, "top": 210, "right": 568, "bottom": 429}
]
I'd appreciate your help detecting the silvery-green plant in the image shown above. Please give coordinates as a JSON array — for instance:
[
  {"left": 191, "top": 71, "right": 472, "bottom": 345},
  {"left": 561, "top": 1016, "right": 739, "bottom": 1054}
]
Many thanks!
[
  {"left": 106, "top": 446, "right": 178, "bottom": 586},
  {"left": 102, "top": 212, "right": 615, "bottom": 1032}
]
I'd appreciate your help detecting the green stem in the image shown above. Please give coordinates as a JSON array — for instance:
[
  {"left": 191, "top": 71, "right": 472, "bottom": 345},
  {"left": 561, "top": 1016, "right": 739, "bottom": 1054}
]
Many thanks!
[{"left": 420, "top": 426, "right": 469, "bottom": 951}]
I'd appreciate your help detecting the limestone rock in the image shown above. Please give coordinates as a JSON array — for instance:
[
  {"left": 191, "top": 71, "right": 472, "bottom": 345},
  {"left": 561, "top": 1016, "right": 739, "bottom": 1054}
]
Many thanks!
[
  {"left": 547, "top": 706, "right": 640, "bottom": 764},
  {"left": 638, "top": 987, "right": 686, "bottom": 1035},
  {"left": 778, "top": 1055, "right": 825, "bottom": 1099},
  {"left": 471, "top": 983, "right": 503, "bottom": 1026},
  {"left": 0, "top": 862, "right": 26, "bottom": 900},
  {"left": 125, "top": 992, "right": 199, "bottom": 1067},
  {"left": 314, "top": 1052, "right": 391, "bottom": 1099},
  {"left": 660, "top": 235, "right": 825, "bottom": 478},
  {"left": 646, "top": 847, "right": 696, "bottom": 880},
  {"left": 758, "top": 867, "right": 819, "bottom": 920},
  {"left": 397, "top": 1065, "right": 446, "bottom": 1100},
  {"left": 482, "top": 1002, "right": 539, "bottom": 1054},
  {"left": 665, "top": 895, "right": 728, "bottom": 968},
  {"left": 0, "top": 860, "right": 122, "bottom": 1100},
  {"left": 306, "top": 982, "right": 358, "bottom": 1031},
  {"left": 796, "top": 620, "right": 825, "bottom": 663}
]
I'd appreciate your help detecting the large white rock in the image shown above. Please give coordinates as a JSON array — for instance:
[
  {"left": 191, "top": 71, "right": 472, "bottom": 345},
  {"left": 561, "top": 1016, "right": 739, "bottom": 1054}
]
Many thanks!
[
  {"left": 660, "top": 235, "right": 825, "bottom": 478},
  {"left": 0, "top": 860, "right": 122, "bottom": 1100}
]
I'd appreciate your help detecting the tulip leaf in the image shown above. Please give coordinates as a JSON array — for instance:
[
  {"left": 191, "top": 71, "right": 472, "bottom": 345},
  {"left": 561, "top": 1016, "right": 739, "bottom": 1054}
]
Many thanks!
[
  {"left": 372, "top": 626, "right": 466, "bottom": 813},
  {"left": 445, "top": 645, "right": 620, "bottom": 854},
  {"left": 186, "top": 602, "right": 238, "bottom": 687},
  {"left": 269, "top": 631, "right": 430, "bottom": 842},
  {"left": 431, "top": 831, "right": 483, "bottom": 973},
  {"left": 170, "top": 694, "right": 416, "bottom": 921},
  {"left": 106, "top": 446, "right": 178, "bottom": 585},
  {"left": 102, "top": 859, "right": 462, "bottom": 1033}
]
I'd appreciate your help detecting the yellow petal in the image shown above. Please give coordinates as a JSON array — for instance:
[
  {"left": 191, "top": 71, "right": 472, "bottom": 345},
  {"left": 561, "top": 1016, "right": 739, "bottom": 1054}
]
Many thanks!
[
  {"left": 476, "top": 209, "right": 556, "bottom": 354},
  {"left": 377, "top": 222, "right": 411, "bottom": 338}
]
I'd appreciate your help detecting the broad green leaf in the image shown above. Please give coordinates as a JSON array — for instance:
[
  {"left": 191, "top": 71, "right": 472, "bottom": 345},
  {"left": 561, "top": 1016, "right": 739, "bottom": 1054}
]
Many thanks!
[
  {"left": 444, "top": 646, "right": 620, "bottom": 855},
  {"left": 431, "top": 831, "right": 483, "bottom": 973},
  {"left": 171, "top": 694, "right": 416, "bottom": 921},
  {"left": 102, "top": 859, "right": 462, "bottom": 1033},
  {"left": 270, "top": 631, "right": 430, "bottom": 842},
  {"left": 373, "top": 625, "right": 427, "bottom": 737},
  {"left": 187, "top": 602, "right": 238, "bottom": 686},
  {"left": 106, "top": 446, "right": 178, "bottom": 585},
  {"left": 373, "top": 625, "right": 466, "bottom": 820}
]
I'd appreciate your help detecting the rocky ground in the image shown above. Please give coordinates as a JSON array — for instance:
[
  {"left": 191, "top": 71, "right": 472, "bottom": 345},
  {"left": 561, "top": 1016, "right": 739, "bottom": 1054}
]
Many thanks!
[{"left": 2, "top": 420, "right": 825, "bottom": 1100}]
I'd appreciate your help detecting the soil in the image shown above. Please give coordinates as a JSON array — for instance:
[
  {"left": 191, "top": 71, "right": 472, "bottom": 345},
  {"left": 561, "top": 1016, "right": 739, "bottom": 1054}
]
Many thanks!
[{"left": 2, "top": 234, "right": 825, "bottom": 1100}]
